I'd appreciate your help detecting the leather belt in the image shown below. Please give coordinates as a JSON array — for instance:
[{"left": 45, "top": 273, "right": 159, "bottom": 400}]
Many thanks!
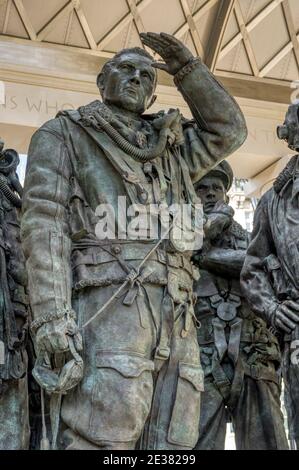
[{"left": 72, "top": 245, "right": 197, "bottom": 279}]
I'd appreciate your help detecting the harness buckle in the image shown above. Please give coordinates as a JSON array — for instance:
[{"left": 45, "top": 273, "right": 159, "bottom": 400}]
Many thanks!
[{"left": 154, "top": 346, "right": 170, "bottom": 361}]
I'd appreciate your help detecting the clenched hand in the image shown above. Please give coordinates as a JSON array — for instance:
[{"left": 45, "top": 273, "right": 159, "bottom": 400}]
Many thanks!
[{"left": 272, "top": 300, "right": 299, "bottom": 334}]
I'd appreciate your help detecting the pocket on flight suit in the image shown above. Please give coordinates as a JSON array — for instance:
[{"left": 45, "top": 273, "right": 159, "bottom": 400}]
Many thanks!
[
  {"left": 89, "top": 351, "right": 155, "bottom": 443},
  {"left": 168, "top": 362, "right": 204, "bottom": 448}
]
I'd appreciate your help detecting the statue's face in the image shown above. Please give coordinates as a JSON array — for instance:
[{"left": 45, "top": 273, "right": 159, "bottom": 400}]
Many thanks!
[
  {"left": 100, "top": 52, "right": 156, "bottom": 114},
  {"left": 195, "top": 175, "right": 226, "bottom": 214}
]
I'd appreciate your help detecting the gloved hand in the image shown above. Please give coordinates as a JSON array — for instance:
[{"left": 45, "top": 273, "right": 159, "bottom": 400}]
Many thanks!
[
  {"left": 153, "top": 109, "right": 184, "bottom": 146},
  {"left": 204, "top": 201, "right": 234, "bottom": 240},
  {"left": 271, "top": 300, "right": 299, "bottom": 334},
  {"left": 35, "top": 316, "right": 83, "bottom": 356},
  {"left": 33, "top": 315, "right": 84, "bottom": 394}
]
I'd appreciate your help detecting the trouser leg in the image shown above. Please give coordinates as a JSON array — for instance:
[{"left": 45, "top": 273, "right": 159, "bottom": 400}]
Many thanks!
[
  {"left": 63, "top": 429, "right": 136, "bottom": 450},
  {"left": 0, "top": 375, "right": 30, "bottom": 449},
  {"left": 232, "top": 376, "right": 288, "bottom": 450},
  {"left": 61, "top": 284, "right": 159, "bottom": 450},
  {"left": 61, "top": 282, "right": 202, "bottom": 450},
  {"left": 195, "top": 381, "right": 227, "bottom": 450},
  {"left": 140, "top": 292, "right": 202, "bottom": 450},
  {"left": 282, "top": 342, "right": 299, "bottom": 445}
]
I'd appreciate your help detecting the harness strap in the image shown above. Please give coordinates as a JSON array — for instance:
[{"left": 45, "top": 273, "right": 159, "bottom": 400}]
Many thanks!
[
  {"left": 212, "top": 317, "right": 227, "bottom": 362},
  {"left": 228, "top": 318, "right": 242, "bottom": 365},
  {"left": 211, "top": 357, "right": 231, "bottom": 401}
]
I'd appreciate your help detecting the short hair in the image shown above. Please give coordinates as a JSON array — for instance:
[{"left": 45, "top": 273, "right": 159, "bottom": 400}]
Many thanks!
[
  {"left": 113, "top": 47, "right": 154, "bottom": 63},
  {"left": 97, "top": 47, "right": 157, "bottom": 95}
]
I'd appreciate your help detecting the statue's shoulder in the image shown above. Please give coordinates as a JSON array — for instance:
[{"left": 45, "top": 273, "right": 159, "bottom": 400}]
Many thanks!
[
  {"left": 77, "top": 100, "right": 101, "bottom": 113},
  {"left": 251, "top": 189, "right": 275, "bottom": 223},
  {"left": 32, "top": 117, "right": 65, "bottom": 142},
  {"left": 259, "top": 187, "right": 275, "bottom": 206},
  {"left": 48, "top": 100, "right": 103, "bottom": 128},
  {"left": 68, "top": 100, "right": 102, "bottom": 123},
  {"left": 273, "top": 154, "right": 299, "bottom": 194},
  {"left": 33, "top": 101, "right": 101, "bottom": 139}
]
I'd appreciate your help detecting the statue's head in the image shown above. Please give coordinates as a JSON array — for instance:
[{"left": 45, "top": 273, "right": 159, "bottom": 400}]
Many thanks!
[
  {"left": 97, "top": 47, "right": 157, "bottom": 115},
  {"left": 277, "top": 103, "right": 299, "bottom": 152},
  {"left": 194, "top": 161, "right": 233, "bottom": 214}
]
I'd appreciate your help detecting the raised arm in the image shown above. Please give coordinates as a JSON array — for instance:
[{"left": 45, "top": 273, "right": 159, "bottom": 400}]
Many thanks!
[
  {"left": 198, "top": 247, "right": 246, "bottom": 278},
  {"left": 140, "top": 32, "right": 248, "bottom": 182}
]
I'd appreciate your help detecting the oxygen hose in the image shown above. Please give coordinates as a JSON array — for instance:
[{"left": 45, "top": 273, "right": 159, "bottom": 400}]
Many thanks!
[
  {"left": 10, "top": 176, "right": 23, "bottom": 198},
  {"left": 0, "top": 175, "right": 22, "bottom": 208},
  {"left": 93, "top": 111, "right": 169, "bottom": 162}
]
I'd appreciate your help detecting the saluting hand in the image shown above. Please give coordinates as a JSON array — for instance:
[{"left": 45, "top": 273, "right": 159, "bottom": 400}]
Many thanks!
[{"left": 140, "top": 32, "right": 194, "bottom": 76}]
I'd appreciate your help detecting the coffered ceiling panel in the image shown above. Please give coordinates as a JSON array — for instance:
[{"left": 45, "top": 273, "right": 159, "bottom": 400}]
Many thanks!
[
  {"left": 239, "top": 0, "right": 271, "bottom": 23},
  {"left": 3, "top": 0, "right": 28, "bottom": 37},
  {"left": 266, "top": 49, "right": 297, "bottom": 80},
  {"left": 22, "top": 0, "right": 66, "bottom": 33},
  {"left": 80, "top": 0, "right": 129, "bottom": 44},
  {"left": 64, "top": 9, "right": 90, "bottom": 48},
  {"left": 104, "top": 20, "right": 142, "bottom": 52},
  {"left": 248, "top": 4, "right": 289, "bottom": 70},
  {"left": 220, "top": 8, "right": 239, "bottom": 45},
  {"left": 184, "top": 30, "right": 197, "bottom": 56},
  {"left": 195, "top": 0, "right": 220, "bottom": 51},
  {"left": 142, "top": 0, "right": 185, "bottom": 36},
  {"left": 217, "top": 0, "right": 299, "bottom": 82}
]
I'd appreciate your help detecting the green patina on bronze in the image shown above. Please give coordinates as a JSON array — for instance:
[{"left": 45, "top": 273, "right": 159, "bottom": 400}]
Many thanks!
[
  {"left": 21, "top": 33, "right": 247, "bottom": 450},
  {"left": 193, "top": 161, "right": 288, "bottom": 450},
  {"left": 0, "top": 139, "right": 29, "bottom": 449},
  {"left": 241, "top": 103, "right": 299, "bottom": 450}
]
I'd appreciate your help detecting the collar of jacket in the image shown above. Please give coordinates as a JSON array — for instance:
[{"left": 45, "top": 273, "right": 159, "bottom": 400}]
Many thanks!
[
  {"left": 273, "top": 154, "right": 298, "bottom": 194},
  {"left": 58, "top": 100, "right": 159, "bottom": 126}
]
